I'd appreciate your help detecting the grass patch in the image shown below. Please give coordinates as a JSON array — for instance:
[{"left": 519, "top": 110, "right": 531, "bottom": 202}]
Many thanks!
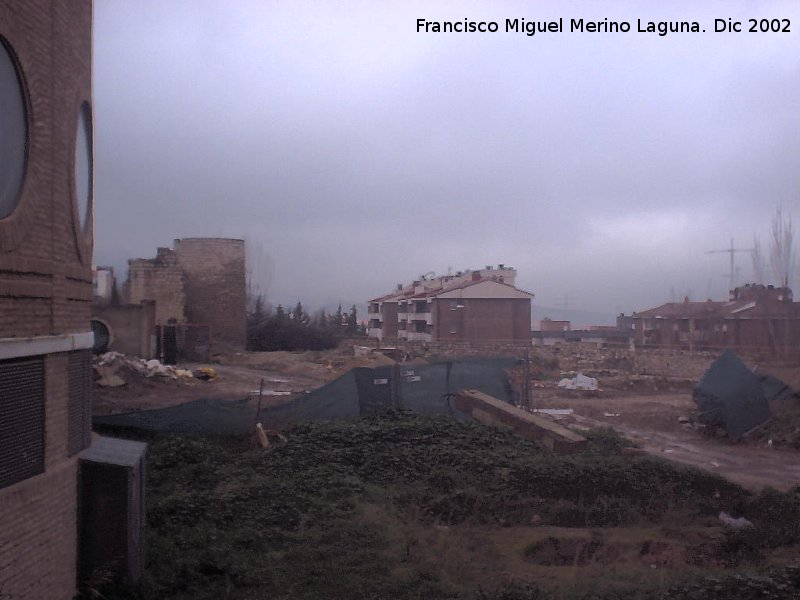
[{"left": 88, "top": 413, "right": 800, "bottom": 599}]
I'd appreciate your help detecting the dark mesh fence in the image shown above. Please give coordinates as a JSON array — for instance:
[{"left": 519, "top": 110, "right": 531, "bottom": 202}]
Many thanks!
[{"left": 93, "top": 357, "right": 518, "bottom": 435}]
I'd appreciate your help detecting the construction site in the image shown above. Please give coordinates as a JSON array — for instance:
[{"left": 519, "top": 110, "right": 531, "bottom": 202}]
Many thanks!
[
  {"left": 86, "top": 336, "right": 800, "bottom": 599},
  {"left": 2, "top": 1, "right": 799, "bottom": 600}
]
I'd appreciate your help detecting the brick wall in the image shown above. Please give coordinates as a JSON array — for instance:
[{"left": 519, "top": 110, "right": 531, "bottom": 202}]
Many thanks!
[
  {"left": 127, "top": 248, "right": 186, "bottom": 326},
  {"left": 0, "top": 3, "right": 93, "bottom": 599},
  {"left": 0, "top": 459, "right": 80, "bottom": 600},
  {"left": 433, "top": 298, "right": 531, "bottom": 342},
  {"left": 174, "top": 238, "right": 246, "bottom": 348},
  {"left": 0, "top": 0, "right": 93, "bottom": 339}
]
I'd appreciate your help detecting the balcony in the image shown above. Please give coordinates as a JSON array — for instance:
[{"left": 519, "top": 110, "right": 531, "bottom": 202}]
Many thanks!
[
  {"left": 367, "top": 327, "right": 382, "bottom": 339},
  {"left": 408, "top": 311, "right": 432, "bottom": 325},
  {"left": 367, "top": 311, "right": 382, "bottom": 322},
  {"left": 405, "top": 331, "right": 432, "bottom": 342}
]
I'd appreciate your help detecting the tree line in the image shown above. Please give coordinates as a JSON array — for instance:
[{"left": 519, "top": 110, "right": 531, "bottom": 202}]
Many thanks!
[{"left": 246, "top": 296, "right": 364, "bottom": 351}]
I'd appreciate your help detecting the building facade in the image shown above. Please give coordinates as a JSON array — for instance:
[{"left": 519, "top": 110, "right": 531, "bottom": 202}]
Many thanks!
[
  {"left": 632, "top": 284, "right": 800, "bottom": 358},
  {"left": 0, "top": 2, "right": 95, "bottom": 598},
  {"left": 368, "top": 266, "right": 533, "bottom": 343}
]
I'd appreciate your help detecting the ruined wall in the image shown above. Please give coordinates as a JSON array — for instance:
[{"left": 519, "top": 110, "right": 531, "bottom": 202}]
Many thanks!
[
  {"left": 0, "top": 3, "right": 94, "bottom": 599},
  {"left": 174, "top": 237, "right": 246, "bottom": 348},
  {"left": 93, "top": 301, "right": 156, "bottom": 358},
  {"left": 127, "top": 247, "right": 185, "bottom": 326},
  {"left": 397, "top": 339, "right": 533, "bottom": 358}
]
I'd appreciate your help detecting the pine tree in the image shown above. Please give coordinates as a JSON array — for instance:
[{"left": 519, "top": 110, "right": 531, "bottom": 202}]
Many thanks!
[
  {"left": 333, "top": 304, "right": 343, "bottom": 328},
  {"left": 293, "top": 301, "right": 304, "bottom": 323},
  {"left": 347, "top": 305, "right": 358, "bottom": 333}
]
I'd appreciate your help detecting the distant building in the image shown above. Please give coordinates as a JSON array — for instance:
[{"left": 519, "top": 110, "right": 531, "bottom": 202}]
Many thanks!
[
  {"left": 539, "top": 318, "right": 571, "bottom": 332},
  {"left": 533, "top": 319, "right": 633, "bottom": 347},
  {"left": 124, "top": 237, "right": 247, "bottom": 350},
  {"left": 92, "top": 265, "right": 116, "bottom": 304},
  {"left": 632, "top": 284, "right": 800, "bottom": 357},
  {"left": 368, "top": 265, "right": 533, "bottom": 343}
]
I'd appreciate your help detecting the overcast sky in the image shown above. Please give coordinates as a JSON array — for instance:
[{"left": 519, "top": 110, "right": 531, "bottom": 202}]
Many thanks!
[{"left": 93, "top": 0, "right": 799, "bottom": 324}]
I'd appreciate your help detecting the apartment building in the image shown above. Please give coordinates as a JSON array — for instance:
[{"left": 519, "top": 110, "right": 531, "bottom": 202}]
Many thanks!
[
  {"left": 632, "top": 284, "right": 800, "bottom": 358},
  {"left": 368, "top": 265, "right": 533, "bottom": 343}
]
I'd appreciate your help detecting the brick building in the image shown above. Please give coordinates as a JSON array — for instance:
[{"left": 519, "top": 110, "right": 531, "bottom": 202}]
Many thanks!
[
  {"left": 632, "top": 284, "right": 800, "bottom": 358},
  {"left": 125, "top": 237, "right": 246, "bottom": 349},
  {"left": 0, "top": 2, "right": 95, "bottom": 598},
  {"left": 368, "top": 266, "right": 533, "bottom": 343}
]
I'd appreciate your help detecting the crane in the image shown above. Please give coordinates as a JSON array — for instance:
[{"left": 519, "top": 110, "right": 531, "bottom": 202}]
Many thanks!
[{"left": 706, "top": 238, "right": 754, "bottom": 293}]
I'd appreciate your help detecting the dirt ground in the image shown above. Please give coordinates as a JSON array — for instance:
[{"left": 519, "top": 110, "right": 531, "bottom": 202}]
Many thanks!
[
  {"left": 92, "top": 343, "right": 800, "bottom": 491},
  {"left": 535, "top": 392, "right": 800, "bottom": 491},
  {"left": 92, "top": 345, "right": 396, "bottom": 415}
]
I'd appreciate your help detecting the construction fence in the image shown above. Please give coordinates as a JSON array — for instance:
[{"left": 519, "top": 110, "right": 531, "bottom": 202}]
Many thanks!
[{"left": 93, "top": 357, "right": 519, "bottom": 436}]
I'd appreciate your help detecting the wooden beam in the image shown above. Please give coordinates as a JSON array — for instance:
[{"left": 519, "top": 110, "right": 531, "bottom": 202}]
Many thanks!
[{"left": 454, "top": 389, "right": 587, "bottom": 454}]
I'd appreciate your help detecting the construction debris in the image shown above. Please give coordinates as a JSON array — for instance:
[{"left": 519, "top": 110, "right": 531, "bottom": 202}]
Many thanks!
[
  {"left": 454, "top": 389, "right": 587, "bottom": 454},
  {"left": 194, "top": 367, "right": 217, "bottom": 380},
  {"left": 93, "top": 364, "right": 126, "bottom": 387},
  {"left": 95, "top": 352, "right": 194, "bottom": 385},
  {"left": 557, "top": 372, "right": 599, "bottom": 391},
  {"left": 533, "top": 408, "right": 574, "bottom": 416}
]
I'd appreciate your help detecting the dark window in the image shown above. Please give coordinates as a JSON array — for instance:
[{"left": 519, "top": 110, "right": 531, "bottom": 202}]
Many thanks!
[
  {"left": 68, "top": 350, "right": 92, "bottom": 455},
  {"left": 91, "top": 319, "right": 110, "bottom": 354},
  {"left": 0, "top": 357, "right": 45, "bottom": 488},
  {"left": 74, "top": 102, "right": 93, "bottom": 232},
  {"left": 0, "top": 37, "right": 28, "bottom": 219}
]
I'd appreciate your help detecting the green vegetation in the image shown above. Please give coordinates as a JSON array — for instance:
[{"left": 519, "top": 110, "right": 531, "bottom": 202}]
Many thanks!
[
  {"left": 88, "top": 414, "right": 800, "bottom": 599},
  {"left": 246, "top": 298, "right": 363, "bottom": 352}
]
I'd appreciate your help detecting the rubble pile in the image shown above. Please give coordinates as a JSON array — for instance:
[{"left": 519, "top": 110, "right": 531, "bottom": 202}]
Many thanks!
[
  {"left": 557, "top": 373, "right": 599, "bottom": 391},
  {"left": 94, "top": 351, "right": 195, "bottom": 387}
]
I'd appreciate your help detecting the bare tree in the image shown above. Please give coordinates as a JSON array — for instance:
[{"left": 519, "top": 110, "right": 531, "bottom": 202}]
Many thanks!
[
  {"left": 244, "top": 236, "right": 274, "bottom": 309},
  {"left": 769, "top": 207, "right": 795, "bottom": 289}
]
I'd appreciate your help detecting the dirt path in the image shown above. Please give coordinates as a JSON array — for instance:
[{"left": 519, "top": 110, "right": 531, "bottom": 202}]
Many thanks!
[
  {"left": 538, "top": 392, "right": 800, "bottom": 491},
  {"left": 579, "top": 414, "right": 800, "bottom": 490}
]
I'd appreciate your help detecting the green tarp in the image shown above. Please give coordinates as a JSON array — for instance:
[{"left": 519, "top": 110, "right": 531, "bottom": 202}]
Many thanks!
[{"left": 693, "top": 349, "right": 771, "bottom": 440}]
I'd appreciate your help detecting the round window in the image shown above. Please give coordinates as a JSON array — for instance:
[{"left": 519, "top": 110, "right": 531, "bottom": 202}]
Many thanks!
[
  {"left": 74, "top": 102, "right": 93, "bottom": 232},
  {"left": 91, "top": 319, "right": 110, "bottom": 354},
  {"left": 0, "top": 38, "right": 28, "bottom": 220}
]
